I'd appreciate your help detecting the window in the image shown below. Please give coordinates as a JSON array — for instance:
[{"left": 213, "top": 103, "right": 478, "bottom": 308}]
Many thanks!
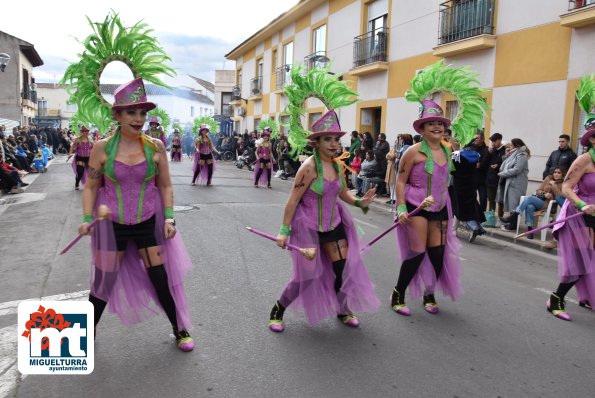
[
  {"left": 191, "top": 106, "right": 195, "bottom": 117},
  {"left": 368, "top": 0, "right": 388, "bottom": 32},
  {"left": 254, "top": 118, "right": 261, "bottom": 130},
  {"left": 222, "top": 92, "right": 233, "bottom": 116},
  {"left": 283, "top": 42, "right": 293, "bottom": 66},
  {"left": 38, "top": 99, "right": 48, "bottom": 116},
  {"left": 257, "top": 58, "right": 264, "bottom": 79},
  {"left": 313, "top": 25, "right": 326, "bottom": 54},
  {"left": 445, "top": 100, "right": 459, "bottom": 122}
]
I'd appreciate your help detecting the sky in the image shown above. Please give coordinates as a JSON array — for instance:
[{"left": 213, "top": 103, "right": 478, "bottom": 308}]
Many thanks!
[{"left": 2, "top": 0, "right": 299, "bottom": 84}]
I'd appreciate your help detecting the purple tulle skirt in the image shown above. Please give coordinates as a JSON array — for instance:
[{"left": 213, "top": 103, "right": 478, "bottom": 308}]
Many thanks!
[
  {"left": 89, "top": 190, "right": 193, "bottom": 330},
  {"left": 280, "top": 202, "right": 381, "bottom": 325},
  {"left": 553, "top": 202, "right": 595, "bottom": 303},
  {"left": 395, "top": 199, "right": 464, "bottom": 301},
  {"left": 171, "top": 150, "right": 182, "bottom": 162},
  {"left": 192, "top": 152, "right": 216, "bottom": 184},
  {"left": 71, "top": 157, "right": 88, "bottom": 184},
  {"left": 253, "top": 158, "right": 271, "bottom": 186}
]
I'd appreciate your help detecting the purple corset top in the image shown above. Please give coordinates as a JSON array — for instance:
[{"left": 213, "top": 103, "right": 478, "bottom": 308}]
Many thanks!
[
  {"left": 258, "top": 146, "right": 271, "bottom": 159},
  {"left": 198, "top": 141, "right": 211, "bottom": 154},
  {"left": 576, "top": 172, "right": 595, "bottom": 203},
  {"left": 405, "top": 161, "right": 449, "bottom": 212},
  {"left": 102, "top": 160, "right": 158, "bottom": 225},
  {"left": 76, "top": 141, "right": 92, "bottom": 157},
  {"left": 299, "top": 178, "right": 342, "bottom": 232}
]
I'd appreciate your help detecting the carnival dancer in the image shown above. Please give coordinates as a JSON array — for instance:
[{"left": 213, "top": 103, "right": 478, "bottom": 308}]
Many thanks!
[
  {"left": 146, "top": 116, "right": 166, "bottom": 146},
  {"left": 547, "top": 76, "right": 595, "bottom": 321},
  {"left": 391, "top": 61, "right": 488, "bottom": 315},
  {"left": 69, "top": 125, "right": 94, "bottom": 190},
  {"left": 268, "top": 67, "right": 380, "bottom": 332},
  {"left": 170, "top": 128, "right": 182, "bottom": 162},
  {"left": 61, "top": 13, "right": 194, "bottom": 351},
  {"left": 254, "top": 127, "right": 273, "bottom": 188},
  {"left": 191, "top": 124, "right": 218, "bottom": 186}
]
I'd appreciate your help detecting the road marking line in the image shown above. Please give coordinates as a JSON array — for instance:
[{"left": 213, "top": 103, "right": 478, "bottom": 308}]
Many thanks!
[
  {"left": 0, "top": 290, "right": 90, "bottom": 317},
  {"left": 534, "top": 287, "right": 578, "bottom": 305}
]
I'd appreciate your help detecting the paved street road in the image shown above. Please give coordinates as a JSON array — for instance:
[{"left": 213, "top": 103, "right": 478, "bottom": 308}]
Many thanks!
[{"left": 1, "top": 157, "right": 594, "bottom": 398}]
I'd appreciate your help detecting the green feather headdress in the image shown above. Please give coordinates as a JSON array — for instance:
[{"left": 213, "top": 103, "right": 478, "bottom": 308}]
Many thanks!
[
  {"left": 68, "top": 113, "right": 89, "bottom": 135},
  {"left": 172, "top": 122, "right": 183, "bottom": 133},
  {"left": 60, "top": 11, "right": 175, "bottom": 133},
  {"left": 405, "top": 60, "right": 489, "bottom": 146},
  {"left": 284, "top": 65, "right": 358, "bottom": 156},
  {"left": 192, "top": 117, "right": 218, "bottom": 136},
  {"left": 148, "top": 107, "right": 171, "bottom": 132},
  {"left": 257, "top": 118, "right": 279, "bottom": 139},
  {"left": 577, "top": 75, "right": 595, "bottom": 116}
]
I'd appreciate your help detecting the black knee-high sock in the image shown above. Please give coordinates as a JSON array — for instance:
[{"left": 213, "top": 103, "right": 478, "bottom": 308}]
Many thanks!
[
  {"left": 255, "top": 167, "right": 264, "bottom": 185},
  {"left": 266, "top": 168, "right": 272, "bottom": 186},
  {"left": 395, "top": 252, "right": 425, "bottom": 296},
  {"left": 192, "top": 165, "right": 201, "bottom": 183},
  {"left": 555, "top": 280, "right": 578, "bottom": 299},
  {"left": 147, "top": 265, "right": 179, "bottom": 329},
  {"left": 76, "top": 165, "right": 84, "bottom": 186},
  {"left": 427, "top": 245, "right": 445, "bottom": 281},
  {"left": 207, "top": 163, "right": 213, "bottom": 184},
  {"left": 89, "top": 294, "right": 107, "bottom": 327},
  {"left": 332, "top": 259, "right": 346, "bottom": 293}
]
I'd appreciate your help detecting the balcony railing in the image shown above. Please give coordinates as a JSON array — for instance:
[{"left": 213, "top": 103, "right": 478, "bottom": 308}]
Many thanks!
[
  {"left": 21, "top": 89, "right": 37, "bottom": 103},
  {"left": 304, "top": 51, "right": 329, "bottom": 72},
  {"left": 353, "top": 27, "right": 388, "bottom": 68},
  {"left": 438, "top": 0, "right": 494, "bottom": 45},
  {"left": 276, "top": 65, "right": 291, "bottom": 90},
  {"left": 250, "top": 77, "right": 262, "bottom": 96},
  {"left": 569, "top": 0, "right": 595, "bottom": 10}
]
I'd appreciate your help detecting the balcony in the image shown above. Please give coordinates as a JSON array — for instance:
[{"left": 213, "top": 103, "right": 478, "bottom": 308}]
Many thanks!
[
  {"left": 221, "top": 104, "right": 233, "bottom": 117},
  {"left": 249, "top": 77, "right": 263, "bottom": 100},
  {"left": 274, "top": 65, "right": 292, "bottom": 93},
  {"left": 304, "top": 51, "right": 330, "bottom": 72},
  {"left": 21, "top": 90, "right": 37, "bottom": 110},
  {"left": 433, "top": 0, "right": 496, "bottom": 57},
  {"left": 350, "top": 27, "right": 389, "bottom": 77},
  {"left": 561, "top": 0, "right": 595, "bottom": 28},
  {"left": 230, "top": 85, "right": 242, "bottom": 106}
]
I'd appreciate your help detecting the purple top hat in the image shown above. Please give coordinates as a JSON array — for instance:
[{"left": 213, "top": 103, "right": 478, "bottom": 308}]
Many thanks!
[
  {"left": 412, "top": 100, "right": 451, "bottom": 133},
  {"left": 261, "top": 127, "right": 272, "bottom": 137},
  {"left": 199, "top": 123, "right": 210, "bottom": 133},
  {"left": 308, "top": 110, "right": 346, "bottom": 141},
  {"left": 112, "top": 78, "right": 156, "bottom": 112},
  {"left": 80, "top": 126, "right": 90, "bottom": 133},
  {"left": 580, "top": 115, "right": 595, "bottom": 147}
]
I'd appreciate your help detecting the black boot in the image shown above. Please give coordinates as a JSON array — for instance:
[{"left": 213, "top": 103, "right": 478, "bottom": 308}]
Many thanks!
[
  {"left": 268, "top": 300, "right": 286, "bottom": 332},
  {"left": 499, "top": 211, "right": 518, "bottom": 224}
]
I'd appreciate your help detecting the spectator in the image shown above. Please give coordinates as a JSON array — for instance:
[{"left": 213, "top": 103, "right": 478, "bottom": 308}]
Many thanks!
[
  {"left": 501, "top": 166, "right": 566, "bottom": 239},
  {"left": 356, "top": 150, "right": 376, "bottom": 196},
  {"left": 350, "top": 148, "right": 363, "bottom": 190},
  {"left": 0, "top": 152, "right": 26, "bottom": 193},
  {"left": 543, "top": 134, "right": 577, "bottom": 179},
  {"left": 413, "top": 134, "right": 422, "bottom": 144},
  {"left": 362, "top": 150, "right": 387, "bottom": 195},
  {"left": 348, "top": 131, "right": 361, "bottom": 161},
  {"left": 450, "top": 139, "right": 487, "bottom": 243},
  {"left": 497, "top": 138, "right": 530, "bottom": 230},
  {"left": 486, "top": 133, "right": 506, "bottom": 217},
  {"left": 374, "top": 132, "right": 390, "bottom": 160},
  {"left": 362, "top": 132, "right": 374, "bottom": 151},
  {"left": 472, "top": 130, "right": 490, "bottom": 211}
]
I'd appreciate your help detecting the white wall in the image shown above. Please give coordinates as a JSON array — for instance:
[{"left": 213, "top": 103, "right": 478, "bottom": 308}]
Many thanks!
[
  {"left": 496, "top": 0, "right": 567, "bottom": 35},
  {"left": 391, "top": 0, "right": 440, "bottom": 60},
  {"left": 357, "top": 73, "right": 389, "bottom": 101},
  {"left": 327, "top": 1, "right": 360, "bottom": 73},
  {"left": 282, "top": 24, "right": 295, "bottom": 41},
  {"left": 386, "top": 97, "right": 419, "bottom": 143},
  {"left": 568, "top": 24, "right": 595, "bottom": 79},
  {"left": 311, "top": 3, "right": 329, "bottom": 24},
  {"left": 444, "top": 48, "right": 497, "bottom": 88},
  {"left": 491, "top": 80, "right": 567, "bottom": 181},
  {"left": 294, "top": 29, "right": 311, "bottom": 63}
]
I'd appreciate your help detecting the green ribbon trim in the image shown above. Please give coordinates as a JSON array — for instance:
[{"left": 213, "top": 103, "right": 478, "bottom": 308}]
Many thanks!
[
  {"left": 418, "top": 139, "right": 455, "bottom": 175},
  {"left": 310, "top": 149, "right": 344, "bottom": 196},
  {"left": 590, "top": 147, "right": 595, "bottom": 163}
]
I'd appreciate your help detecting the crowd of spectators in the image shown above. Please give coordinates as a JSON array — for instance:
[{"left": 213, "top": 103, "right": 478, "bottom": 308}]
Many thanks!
[{"left": 0, "top": 124, "right": 72, "bottom": 194}]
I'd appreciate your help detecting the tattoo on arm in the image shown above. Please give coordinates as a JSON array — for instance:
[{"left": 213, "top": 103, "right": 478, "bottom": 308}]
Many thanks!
[
  {"left": 399, "top": 168, "right": 406, "bottom": 174},
  {"left": 88, "top": 167, "right": 103, "bottom": 179},
  {"left": 294, "top": 176, "right": 306, "bottom": 189},
  {"left": 564, "top": 166, "right": 577, "bottom": 182}
]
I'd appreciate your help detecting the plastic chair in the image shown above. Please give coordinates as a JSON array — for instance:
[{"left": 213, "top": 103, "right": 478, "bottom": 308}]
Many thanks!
[{"left": 515, "top": 196, "right": 558, "bottom": 241}]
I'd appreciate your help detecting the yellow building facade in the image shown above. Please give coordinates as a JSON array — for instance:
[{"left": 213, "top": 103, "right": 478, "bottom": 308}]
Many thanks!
[{"left": 225, "top": 0, "right": 595, "bottom": 181}]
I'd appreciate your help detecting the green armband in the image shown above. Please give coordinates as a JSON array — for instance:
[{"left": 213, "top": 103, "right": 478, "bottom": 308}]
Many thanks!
[
  {"left": 164, "top": 207, "right": 174, "bottom": 219},
  {"left": 576, "top": 200, "right": 587, "bottom": 210},
  {"left": 396, "top": 204, "right": 408, "bottom": 216},
  {"left": 355, "top": 198, "right": 369, "bottom": 214},
  {"left": 279, "top": 224, "right": 292, "bottom": 236},
  {"left": 82, "top": 214, "right": 94, "bottom": 223}
]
